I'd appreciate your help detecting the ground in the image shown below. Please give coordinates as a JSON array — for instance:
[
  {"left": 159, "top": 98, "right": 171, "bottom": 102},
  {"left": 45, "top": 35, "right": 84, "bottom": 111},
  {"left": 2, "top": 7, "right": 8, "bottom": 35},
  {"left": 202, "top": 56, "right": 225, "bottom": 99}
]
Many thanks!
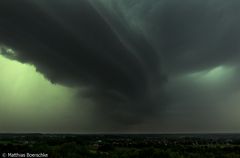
[{"left": 0, "top": 134, "right": 240, "bottom": 158}]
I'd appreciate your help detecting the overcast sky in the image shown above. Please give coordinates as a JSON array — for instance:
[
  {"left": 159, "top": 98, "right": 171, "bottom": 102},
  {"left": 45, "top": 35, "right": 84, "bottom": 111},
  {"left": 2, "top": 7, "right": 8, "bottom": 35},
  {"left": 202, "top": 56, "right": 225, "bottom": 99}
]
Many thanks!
[{"left": 1, "top": 0, "right": 240, "bottom": 133}]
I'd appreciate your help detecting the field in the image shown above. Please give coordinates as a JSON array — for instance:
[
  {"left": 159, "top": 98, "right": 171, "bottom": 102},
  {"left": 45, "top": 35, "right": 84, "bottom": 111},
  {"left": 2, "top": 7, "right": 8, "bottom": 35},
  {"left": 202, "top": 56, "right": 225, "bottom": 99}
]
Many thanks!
[{"left": 0, "top": 134, "right": 240, "bottom": 158}]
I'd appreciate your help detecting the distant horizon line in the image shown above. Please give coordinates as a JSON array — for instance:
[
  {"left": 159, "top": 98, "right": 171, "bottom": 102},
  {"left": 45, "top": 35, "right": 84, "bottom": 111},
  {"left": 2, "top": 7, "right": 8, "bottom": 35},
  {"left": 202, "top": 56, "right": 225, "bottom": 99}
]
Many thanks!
[{"left": 1, "top": 132, "right": 240, "bottom": 135}]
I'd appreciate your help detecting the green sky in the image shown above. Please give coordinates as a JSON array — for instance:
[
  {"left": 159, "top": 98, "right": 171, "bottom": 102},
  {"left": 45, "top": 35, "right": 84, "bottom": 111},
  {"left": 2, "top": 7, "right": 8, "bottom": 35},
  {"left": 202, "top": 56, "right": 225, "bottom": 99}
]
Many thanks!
[
  {"left": 0, "top": 54, "right": 94, "bottom": 133},
  {"left": 1, "top": 53, "right": 240, "bottom": 133}
]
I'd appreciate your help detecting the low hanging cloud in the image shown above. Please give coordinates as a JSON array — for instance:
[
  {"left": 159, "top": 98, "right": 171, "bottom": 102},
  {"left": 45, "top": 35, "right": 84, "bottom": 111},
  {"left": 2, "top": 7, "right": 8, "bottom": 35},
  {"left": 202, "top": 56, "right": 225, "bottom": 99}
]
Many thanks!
[
  {"left": 1, "top": 0, "right": 240, "bottom": 131},
  {"left": 0, "top": 0, "right": 163, "bottom": 125}
]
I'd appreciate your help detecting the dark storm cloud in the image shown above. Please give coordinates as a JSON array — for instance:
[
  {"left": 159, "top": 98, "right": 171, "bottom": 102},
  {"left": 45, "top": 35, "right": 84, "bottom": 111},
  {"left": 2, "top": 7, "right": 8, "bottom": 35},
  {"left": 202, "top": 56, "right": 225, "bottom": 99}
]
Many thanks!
[
  {"left": 105, "top": 0, "right": 240, "bottom": 131},
  {"left": 2, "top": 0, "right": 240, "bottom": 130},
  {"left": 98, "top": 0, "right": 240, "bottom": 74},
  {"left": 0, "top": 0, "right": 163, "bottom": 125},
  {"left": 142, "top": 0, "right": 240, "bottom": 74}
]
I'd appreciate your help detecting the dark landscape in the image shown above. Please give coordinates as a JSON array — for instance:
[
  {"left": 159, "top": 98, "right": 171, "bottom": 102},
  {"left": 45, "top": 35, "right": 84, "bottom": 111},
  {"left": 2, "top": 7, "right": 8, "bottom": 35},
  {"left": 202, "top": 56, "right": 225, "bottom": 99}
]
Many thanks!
[{"left": 1, "top": 134, "right": 240, "bottom": 158}]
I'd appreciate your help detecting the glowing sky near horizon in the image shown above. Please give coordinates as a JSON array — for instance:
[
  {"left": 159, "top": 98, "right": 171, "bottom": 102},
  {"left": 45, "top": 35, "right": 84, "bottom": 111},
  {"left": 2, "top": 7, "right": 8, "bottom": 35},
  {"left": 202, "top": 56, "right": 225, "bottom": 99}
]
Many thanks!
[
  {"left": 0, "top": 54, "right": 94, "bottom": 133},
  {"left": 1, "top": 52, "right": 240, "bottom": 133}
]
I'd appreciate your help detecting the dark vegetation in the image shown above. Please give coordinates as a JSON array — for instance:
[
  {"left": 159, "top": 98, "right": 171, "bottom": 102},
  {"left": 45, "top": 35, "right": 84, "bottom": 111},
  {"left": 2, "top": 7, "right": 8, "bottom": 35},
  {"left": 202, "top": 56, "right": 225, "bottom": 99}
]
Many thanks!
[{"left": 0, "top": 134, "right": 240, "bottom": 158}]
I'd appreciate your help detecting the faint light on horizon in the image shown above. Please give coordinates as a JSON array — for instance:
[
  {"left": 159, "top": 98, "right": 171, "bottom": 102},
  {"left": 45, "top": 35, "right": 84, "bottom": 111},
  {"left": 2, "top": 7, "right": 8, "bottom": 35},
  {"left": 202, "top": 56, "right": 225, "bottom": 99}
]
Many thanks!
[
  {"left": 185, "top": 65, "right": 235, "bottom": 84},
  {"left": 0, "top": 54, "right": 76, "bottom": 104},
  {"left": 0, "top": 53, "right": 82, "bottom": 131},
  {"left": 0, "top": 52, "right": 95, "bottom": 133}
]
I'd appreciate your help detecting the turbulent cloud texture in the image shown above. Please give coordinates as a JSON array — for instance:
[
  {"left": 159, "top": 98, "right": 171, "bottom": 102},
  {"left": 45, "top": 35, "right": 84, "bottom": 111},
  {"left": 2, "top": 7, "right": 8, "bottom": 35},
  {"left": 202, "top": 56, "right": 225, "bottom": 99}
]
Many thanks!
[
  {"left": 0, "top": 0, "right": 163, "bottom": 125},
  {"left": 1, "top": 0, "right": 240, "bottom": 132}
]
